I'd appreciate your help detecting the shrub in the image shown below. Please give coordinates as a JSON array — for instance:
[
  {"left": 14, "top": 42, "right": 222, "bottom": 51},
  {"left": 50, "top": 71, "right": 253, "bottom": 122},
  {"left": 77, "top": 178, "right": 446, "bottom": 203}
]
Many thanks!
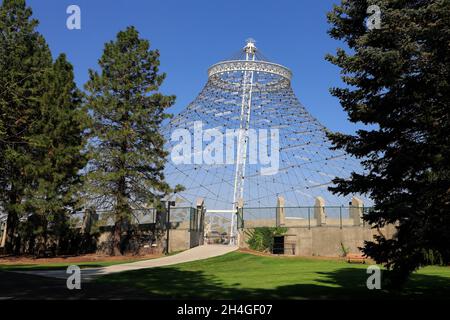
[
  {"left": 339, "top": 242, "right": 350, "bottom": 257},
  {"left": 245, "top": 227, "right": 287, "bottom": 252}
]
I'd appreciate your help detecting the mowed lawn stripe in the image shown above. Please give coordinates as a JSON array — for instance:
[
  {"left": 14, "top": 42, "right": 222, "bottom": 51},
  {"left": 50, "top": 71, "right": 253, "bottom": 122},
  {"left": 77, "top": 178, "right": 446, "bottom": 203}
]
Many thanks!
[{"left": 96, "top": 251, "right": 450, "bottom": 299}]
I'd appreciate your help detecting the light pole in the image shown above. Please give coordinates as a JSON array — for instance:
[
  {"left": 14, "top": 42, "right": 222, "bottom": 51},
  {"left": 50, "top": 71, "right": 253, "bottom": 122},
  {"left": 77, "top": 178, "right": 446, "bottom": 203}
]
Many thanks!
[{"left": 165, "top": 201, "right": 176, "bottom": 255}]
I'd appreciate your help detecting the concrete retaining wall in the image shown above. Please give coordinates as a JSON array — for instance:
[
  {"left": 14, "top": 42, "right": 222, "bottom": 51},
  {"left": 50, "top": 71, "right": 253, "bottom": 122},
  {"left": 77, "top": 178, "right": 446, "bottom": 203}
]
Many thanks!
[{"left": 239, "top": 224, "right": 396, "bottom": 257}]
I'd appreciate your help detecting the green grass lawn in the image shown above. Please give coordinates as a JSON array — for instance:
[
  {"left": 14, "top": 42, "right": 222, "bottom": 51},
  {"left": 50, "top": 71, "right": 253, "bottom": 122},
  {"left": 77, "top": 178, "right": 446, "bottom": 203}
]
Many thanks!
[{"left": 96, "top": 252, "right": 450, "bottom": 300}]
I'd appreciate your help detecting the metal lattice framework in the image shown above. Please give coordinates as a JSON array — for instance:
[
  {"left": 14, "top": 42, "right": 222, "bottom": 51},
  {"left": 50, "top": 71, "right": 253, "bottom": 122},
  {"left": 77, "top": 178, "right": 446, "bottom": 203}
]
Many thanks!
[{"left": 163, "top": 40, "right": 368, "bottom": 214}]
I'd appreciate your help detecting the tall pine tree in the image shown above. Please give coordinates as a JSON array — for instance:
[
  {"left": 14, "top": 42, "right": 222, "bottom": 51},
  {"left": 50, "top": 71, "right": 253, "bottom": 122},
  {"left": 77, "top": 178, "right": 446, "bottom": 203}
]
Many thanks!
[
  {"left": 0, "top": 0, "right": 87, "bottom": 254},
  {"left": 326, "top": 0, "right": 450, "bottom": 286},
  {"left": 24, "top": 54, "right": 87, "bottom": 255},
  {"left": 0, "top": 0, "right": 52, "bottom": 254},
  {"left": 85, "top": 27, "right": 176, "bottom": 255}
]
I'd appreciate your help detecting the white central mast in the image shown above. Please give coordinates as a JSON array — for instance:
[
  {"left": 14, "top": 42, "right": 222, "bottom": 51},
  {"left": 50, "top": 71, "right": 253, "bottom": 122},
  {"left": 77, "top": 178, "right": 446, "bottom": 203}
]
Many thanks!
[{"left": 230, "top": 39, "right": 256, "bottom": 245}]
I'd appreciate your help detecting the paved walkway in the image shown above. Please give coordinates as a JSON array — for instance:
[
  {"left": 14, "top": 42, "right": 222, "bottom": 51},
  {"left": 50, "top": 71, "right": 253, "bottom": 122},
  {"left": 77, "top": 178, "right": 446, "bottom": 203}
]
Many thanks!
[{"left": 14, "top": 245, "right": 238, "bottom": 282}]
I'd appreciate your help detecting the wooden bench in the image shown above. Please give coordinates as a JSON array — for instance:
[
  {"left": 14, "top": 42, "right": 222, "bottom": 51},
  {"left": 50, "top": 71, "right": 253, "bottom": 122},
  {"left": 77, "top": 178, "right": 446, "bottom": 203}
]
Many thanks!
[{"left": 346, "top": 253, "right": 366, "bottom": 264}]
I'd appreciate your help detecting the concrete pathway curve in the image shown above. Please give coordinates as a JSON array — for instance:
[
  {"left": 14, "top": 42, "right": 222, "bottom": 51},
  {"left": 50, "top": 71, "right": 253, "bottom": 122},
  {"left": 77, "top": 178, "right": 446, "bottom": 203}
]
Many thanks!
[{"left": 14, "top": 245, "right": 238, "bottom": 282}]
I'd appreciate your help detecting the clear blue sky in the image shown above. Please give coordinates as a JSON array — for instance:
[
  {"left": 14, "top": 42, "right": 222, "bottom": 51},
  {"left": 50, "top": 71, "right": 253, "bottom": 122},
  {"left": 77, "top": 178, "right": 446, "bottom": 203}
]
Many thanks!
[{"left": 25, "top": 0, "right": 359, "bottom": 134}]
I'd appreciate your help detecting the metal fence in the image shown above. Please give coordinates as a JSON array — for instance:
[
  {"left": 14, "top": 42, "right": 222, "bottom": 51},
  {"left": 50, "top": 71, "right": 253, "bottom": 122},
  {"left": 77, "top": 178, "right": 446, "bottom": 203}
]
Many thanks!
[
  {"left": 70, "top": 206, "right": 201, "bottom": 231},
  {"left": 169, "top": 206, "right": 201, "bottom": 231},
  {"left": 241, "top": 206, "right": 372, "bottom": 229},
  {"left": 70, "top": 208, "right": 157, "bottom": 228}
]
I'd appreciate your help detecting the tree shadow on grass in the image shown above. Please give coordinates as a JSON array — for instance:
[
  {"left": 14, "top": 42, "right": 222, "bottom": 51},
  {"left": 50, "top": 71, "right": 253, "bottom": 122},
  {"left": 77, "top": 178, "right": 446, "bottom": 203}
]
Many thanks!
[
  {"left": 96, "top": 266, "right": 450, "bottom": 300},
  {"left": 96, "top": 267, "right": 253, "bottom": 300},
  {"left": 2, "top": 265, "right": 449, "bottom": 300},
  {"left": 272, "top": 269, "right": 450, "bottom": 300},
  {"left": 0, "top": 264, "right": 110, "bottom": 271},
  {"left": 0, "top": 271, "right": 151, "bottom": 300}
]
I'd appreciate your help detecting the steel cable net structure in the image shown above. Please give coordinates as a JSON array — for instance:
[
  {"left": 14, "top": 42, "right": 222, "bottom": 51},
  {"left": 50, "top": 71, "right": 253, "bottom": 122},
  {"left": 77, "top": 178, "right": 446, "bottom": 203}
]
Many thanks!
[{"left": 163, "top": 40, "right": 367, "bottom": 213}]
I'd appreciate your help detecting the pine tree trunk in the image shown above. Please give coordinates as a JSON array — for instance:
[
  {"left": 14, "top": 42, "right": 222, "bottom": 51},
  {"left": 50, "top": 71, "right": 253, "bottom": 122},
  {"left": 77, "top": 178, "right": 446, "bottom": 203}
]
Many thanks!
[
  {"left": 111, "top": 118, "right": 129, "bottom": 256},
  {"left": 4, "top": 191, "right": 20, "bottom": 255},
  {"left": 42, "top": 217, "right": 48, "bottom": 257},
  {"left": 112, "top": 216, "right": 122, "bottom": 256},
  {"left": 4, "top": 211, "right": 18, "bottom": 255},
  {"left": 112, "top": 175, "right": 127, "bottom": 256}
]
